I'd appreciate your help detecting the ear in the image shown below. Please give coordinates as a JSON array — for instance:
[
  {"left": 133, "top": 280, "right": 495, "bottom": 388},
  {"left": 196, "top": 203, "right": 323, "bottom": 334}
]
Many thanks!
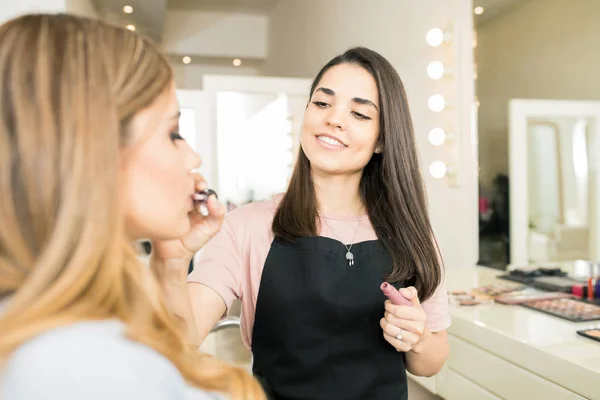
[{"left": 375, "top": 137, "right": 384, "bottom": 154}]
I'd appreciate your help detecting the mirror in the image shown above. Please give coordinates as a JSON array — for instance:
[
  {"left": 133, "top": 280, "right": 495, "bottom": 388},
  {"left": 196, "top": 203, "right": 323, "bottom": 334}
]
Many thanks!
[
  {"left": 527, "top": 117, "right": 593, "bottom": 263},
  {"left": 474, "top": 0, "right": 600, "bottom": 270},
  {"left": 507, "top": 99, "right": 600, "bottom": 267},
  {"left": 200, "top": 75, "right": 312, "bottom": 209},
  {"left": 216, "top": 91, "right": 304, "bottom": 207}
]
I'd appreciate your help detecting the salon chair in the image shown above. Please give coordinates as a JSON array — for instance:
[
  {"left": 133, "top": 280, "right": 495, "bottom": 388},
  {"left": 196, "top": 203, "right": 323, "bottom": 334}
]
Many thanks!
[{"left": 211, "top": 316, "right": 241, "bottom": 332}]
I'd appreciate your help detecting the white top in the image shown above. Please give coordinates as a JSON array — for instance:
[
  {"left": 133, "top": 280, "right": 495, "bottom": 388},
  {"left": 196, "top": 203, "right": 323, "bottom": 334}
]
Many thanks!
[{"left": 0, "top": 319, "right": 221, "bottom": 400}]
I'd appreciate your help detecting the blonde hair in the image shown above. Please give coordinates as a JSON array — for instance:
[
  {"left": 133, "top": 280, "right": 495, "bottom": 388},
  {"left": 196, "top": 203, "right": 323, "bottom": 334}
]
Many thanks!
[{"left": 0, "top": 13, "right": 264, "bottom": 399}]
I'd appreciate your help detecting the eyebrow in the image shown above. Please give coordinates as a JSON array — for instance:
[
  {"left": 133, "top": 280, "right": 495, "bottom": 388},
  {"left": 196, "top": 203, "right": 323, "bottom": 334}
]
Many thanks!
[
  {"left": 315, "top": 87, "right": 378, "bottom": 110},
  {"left": 171, "top": 111, "right": 181, "bottom": 120}
]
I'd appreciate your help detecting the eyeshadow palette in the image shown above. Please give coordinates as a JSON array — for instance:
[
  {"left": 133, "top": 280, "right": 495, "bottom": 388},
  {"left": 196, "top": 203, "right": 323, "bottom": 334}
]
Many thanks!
[
  {"left": 499, "top": 266, "right": 568, "bottom": 284},
  {"left": 577, "top": 329, "right": 600, "bottom": 343},
  {"left": 499, "top": 274, "right": 535, "bottom": 285},
  {"left": 448, "top": 291, "right": 494, "bottom": 306},
  {"left": 521, "top": 298, "right": 600, "bottom": 322},
  {"left": 471, "top": 283, "right": 524, "bottom": 297},
  {"left": 530, "top": 276, "right": 581, "bottom": 293},
  {"left": 494, "top": 289, "right": 573, "bottom": 305}
]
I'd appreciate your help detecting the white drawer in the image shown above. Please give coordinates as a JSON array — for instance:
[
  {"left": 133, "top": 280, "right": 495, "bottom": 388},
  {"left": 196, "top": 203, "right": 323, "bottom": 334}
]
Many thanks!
[
  {"left": 448, "top": 335, "right": 585, "bottom": 400},
  {"left": 407, "top": 372, "right": 437, "bottom": 394},
  {"left": 440, "top": 369, "right": 501, "bottom": 400}
]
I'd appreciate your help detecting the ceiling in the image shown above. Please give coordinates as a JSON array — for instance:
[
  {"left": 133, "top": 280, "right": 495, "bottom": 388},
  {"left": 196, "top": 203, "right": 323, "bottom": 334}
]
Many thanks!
[
  {"left": 473, "top": 0, "right": 530, "bottom": 26},
  {"left": 167, "top": 0, "right": 281, "bottom": 14},
  {"left": 92, "top": 0, "right": 166, "bottom": 41},
  {"left": 92, "top": 0, "right": 530, "bottom": 45}
]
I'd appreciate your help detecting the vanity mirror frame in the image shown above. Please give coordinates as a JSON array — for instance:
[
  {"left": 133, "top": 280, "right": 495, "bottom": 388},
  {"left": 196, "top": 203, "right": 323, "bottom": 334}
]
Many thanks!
[
  {"left": 509, "top": 99, "right": 600, "bottom": 266},
  {"left": 202, "top": 74, "right": 311, "bottom": 198}
]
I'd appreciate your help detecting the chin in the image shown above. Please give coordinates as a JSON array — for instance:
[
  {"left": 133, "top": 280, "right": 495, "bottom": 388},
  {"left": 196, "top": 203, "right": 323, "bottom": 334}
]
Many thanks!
[
  {"left": 171, "top": 219, "right": 192, "bottom": 238},
  {"left": 311, "top": 162, "right": 345, "bottom": 175},
  {"left": 306, "top": 154, "right": 347, "bottom": 175},
  {"left": 151, "top": 220, "right": 191, "bottom": 241}
]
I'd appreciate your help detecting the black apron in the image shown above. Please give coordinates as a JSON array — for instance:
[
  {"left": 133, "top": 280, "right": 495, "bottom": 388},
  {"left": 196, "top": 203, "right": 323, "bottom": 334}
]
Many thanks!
[{"left": 251, "top": 236, "right": 408, "bottom": 400}]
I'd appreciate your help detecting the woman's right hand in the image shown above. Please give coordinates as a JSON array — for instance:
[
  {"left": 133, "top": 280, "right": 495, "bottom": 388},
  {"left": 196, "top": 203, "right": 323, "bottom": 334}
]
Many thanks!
[
  {"left": 148, "top": 174, "right": 226, "bottom": 345},
  {"left": 151, "top": 172, "right": 226, "bottom": 266}
]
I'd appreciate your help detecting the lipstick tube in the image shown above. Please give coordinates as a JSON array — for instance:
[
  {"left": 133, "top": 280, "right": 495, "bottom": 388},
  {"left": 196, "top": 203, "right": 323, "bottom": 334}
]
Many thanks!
[{"left": 381, "top": 282, "right": 412, "bottom": 306}]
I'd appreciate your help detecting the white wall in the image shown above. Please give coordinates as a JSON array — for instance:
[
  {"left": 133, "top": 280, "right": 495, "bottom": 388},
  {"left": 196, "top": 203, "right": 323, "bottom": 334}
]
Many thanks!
[
  {"left": 0, "top": 0, "right": 96, "bottom": 24},
  {"left": 0, "top": 0, "right": 66, "bottom": 22},
  {"left": 172, "top": 63, "right": 259, "bottom": 90},
  {"left": 477, "top": 0, "right": 600, "bottom": 187},
  {"left": 263, "top": 0, "right": 477, "bottom": 269},
  {"left": 162, "top": 10, "right": 268, "bottom": 59},
  {"left": 66, "top": 0, "right": 97, "bottom": 18}
]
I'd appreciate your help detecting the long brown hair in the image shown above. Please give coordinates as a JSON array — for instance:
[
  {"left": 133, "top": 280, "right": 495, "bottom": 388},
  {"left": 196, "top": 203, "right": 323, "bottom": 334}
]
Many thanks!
[
  {"left": 0, "top": 13, "right": 263, "bottom": 398},
  {"left": 273, "top": 47, "right": 442, "bottom": 301}
]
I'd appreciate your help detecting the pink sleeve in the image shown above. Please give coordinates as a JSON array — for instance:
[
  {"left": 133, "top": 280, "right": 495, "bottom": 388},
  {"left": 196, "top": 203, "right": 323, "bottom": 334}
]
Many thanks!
[
  {"left": 421, "top": 237, "right": 451, "bottom": 332},
  {"left": 188, "top": 218, "right": 243, "bottom": 312},
  {"left": 421, "top": 274, "right": 450, "bottom": 332}
]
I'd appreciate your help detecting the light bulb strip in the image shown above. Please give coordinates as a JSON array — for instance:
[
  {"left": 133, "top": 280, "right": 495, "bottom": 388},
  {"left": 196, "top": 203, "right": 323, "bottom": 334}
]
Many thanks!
[{"left": 426, "top": 22, "right": 462, "bottom": 187}]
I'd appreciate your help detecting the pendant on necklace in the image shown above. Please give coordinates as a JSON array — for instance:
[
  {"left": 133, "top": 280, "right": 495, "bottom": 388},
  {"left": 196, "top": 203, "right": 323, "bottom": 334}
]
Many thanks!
[{"left": 346, "top": 251, "right": 354, "bottom": 266}]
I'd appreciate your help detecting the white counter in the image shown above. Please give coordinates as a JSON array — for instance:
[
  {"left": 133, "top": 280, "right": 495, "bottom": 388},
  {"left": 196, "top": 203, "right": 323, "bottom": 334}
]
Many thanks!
[{"left": 411, "top": 266, "right": 600, "bottom": 400}]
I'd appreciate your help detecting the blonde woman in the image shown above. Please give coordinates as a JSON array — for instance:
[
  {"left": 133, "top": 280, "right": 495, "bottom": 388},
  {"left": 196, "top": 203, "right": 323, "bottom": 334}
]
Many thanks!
[{"left": 0, "top": 13, "right": 264, "bottom": 400}]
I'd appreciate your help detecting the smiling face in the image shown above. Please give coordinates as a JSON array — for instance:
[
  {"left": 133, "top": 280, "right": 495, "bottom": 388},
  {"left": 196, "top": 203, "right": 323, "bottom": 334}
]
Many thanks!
[{"left": 300, "top": 63, "right": 381, "bottom": 177}]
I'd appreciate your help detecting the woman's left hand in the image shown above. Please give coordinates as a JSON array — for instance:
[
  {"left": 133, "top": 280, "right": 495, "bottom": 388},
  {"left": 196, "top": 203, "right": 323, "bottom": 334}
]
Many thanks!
[{"left": 380, "top": 286, "right": 430, "bottom": 352}]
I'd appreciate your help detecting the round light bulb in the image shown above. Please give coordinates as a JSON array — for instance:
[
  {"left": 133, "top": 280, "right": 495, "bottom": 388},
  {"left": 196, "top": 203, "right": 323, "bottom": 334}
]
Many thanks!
[
  {"left": 126, "top": 24, "right": 136, "bottom": 31},
  {"left": 182, "top": 56, "right": 191, "bottom": 64},
  {"left": 428, "top": 94, "right": 446, "bottom": 113},
  {"left": 427, "top": 61, "right": 444, "bottom": 80},
  {"left": 123, "top": 5, "right": 134, "bottom": 14},
  {"left": 429, "top": 161, "right": 447, "bottom": 179},
  {"left": 474, "top": 6, "right": 485, "bottom": 15},
  {"left": 233, "top": 58, "right": 242, "bottom": 67},
  {"left": 428, "top": 128, "right": 446, "bottom": 146},
  {"left": 426, "top": 28, "right": 444, "bottom": 47}
]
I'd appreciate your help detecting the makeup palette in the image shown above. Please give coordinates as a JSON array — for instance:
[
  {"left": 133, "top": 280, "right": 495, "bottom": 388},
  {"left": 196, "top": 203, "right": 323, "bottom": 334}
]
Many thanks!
[
  {"left": 530, "top": 276, "right": 582, "bottom": 293},
  {"left": 521, "top": 298, "right": 600, "bottom": 322},
  {"left": 448, "top": 291, "right": 494, "bottom": 306},
  {"left": 494, "top": 288, "right": 572, "bottom": 305},
  {"left": 471, "top": 283, "right": 524, "bottom": 297},
  {"left": 499, "top": 267, "right": 568, "bottom": 285},
  {"left": 447, "top": 284, "right": 523, "bottom": 306},
  {"left": 577, "top": 329, "right": 600, "bottom": 343}
]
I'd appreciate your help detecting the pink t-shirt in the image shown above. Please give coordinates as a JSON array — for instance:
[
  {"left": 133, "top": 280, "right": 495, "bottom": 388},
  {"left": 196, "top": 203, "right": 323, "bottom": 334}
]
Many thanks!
[{"left": 189, "top": 195, "right": 450, "bottom": 349}]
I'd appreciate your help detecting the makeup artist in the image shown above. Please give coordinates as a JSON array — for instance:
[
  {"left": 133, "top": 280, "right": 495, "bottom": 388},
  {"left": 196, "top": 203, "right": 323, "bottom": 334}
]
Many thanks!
[{"left": 163, "top": 47, "right": 451, "bottom": 400}]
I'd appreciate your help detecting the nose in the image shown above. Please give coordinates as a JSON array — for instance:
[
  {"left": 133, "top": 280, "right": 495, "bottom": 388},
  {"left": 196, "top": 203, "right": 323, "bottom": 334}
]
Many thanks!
[
  {"left": 325, "top": 106, "right": 345, "bottom": 130},
  {"left": 184, "top": 142, "right": 202, "bottom": 170}
]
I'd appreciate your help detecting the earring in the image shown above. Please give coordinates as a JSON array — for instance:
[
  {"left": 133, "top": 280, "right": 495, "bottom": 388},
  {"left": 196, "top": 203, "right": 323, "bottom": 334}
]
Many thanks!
[{"left": 375, "top": 147, "right": 382, "bottom": 154}]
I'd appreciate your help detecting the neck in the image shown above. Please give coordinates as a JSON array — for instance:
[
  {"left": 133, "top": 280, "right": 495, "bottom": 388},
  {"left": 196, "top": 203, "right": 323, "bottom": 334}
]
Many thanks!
[{"left": 311, "top": 168, "right": 365, "bottom": 217}]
